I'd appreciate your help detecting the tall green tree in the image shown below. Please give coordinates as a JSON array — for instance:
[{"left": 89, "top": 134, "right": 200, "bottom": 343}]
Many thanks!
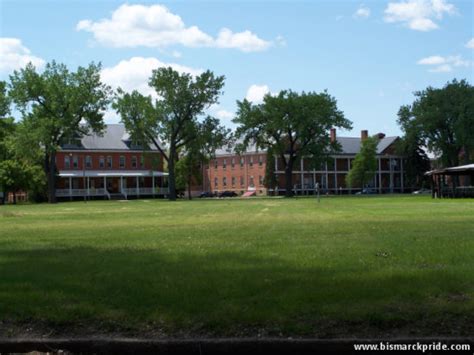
[
  {"left": 399, "top": 79, "right": 474, "bottom": 167},
  {"left": 8, "top": 61, "right": 111, "bottom": 203},
  {"left": 114, "top": 67, "right": 225, "bottom": 201},
  {"left": 0, "top": 81, "right": 15, "bottom": 162},
  {"left": 176, "top": 116, "right": 230, "bottom": 199},
  {"left": 233, "top": 90, "right": 352, "bottom": 197},
  {"left": 346, "top": 136, "right": 378, "bottom": 188},
  {"left": 397, "top": 106, "right": 431, "bottom": 189},
  {"left": 0, "top": 159, "right": 43, "bottom": 204}
]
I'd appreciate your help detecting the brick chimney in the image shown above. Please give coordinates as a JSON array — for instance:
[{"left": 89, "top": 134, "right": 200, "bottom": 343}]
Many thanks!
[
  {"left": 330, "top": 128, "right": 336, "bottom": 143},
  {"left": 361, "top": 130, "right": 368, "bottom": 141}
]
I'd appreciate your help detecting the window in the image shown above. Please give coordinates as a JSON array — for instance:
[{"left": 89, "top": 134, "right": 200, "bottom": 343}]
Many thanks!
[
  {"left": 99, "top": 156, "right": 105, "bottom": 168},
  {"left": 85, "top": 156, "right": 92, "bottom": 168},
  {"left": 119, "top": 156, "right": 125, "bottom": 169},
  {"left": 249, "top": 176, "right": 254, "bottom": 186},
  {"left": 240, "top": 157, "right": 244, "bottom": 167},
  {"left": 64, "top": 156, "right": 70, "bottom": 169},
  {"left": 249, "top": 156, "right": 253, "bottom": 167},
  {"left": 259, "top": 175, "right": 264, "bottom": 186},
  {"left": 240, "top": 176, "right": 244, "bottom": 186},
  {"left": 223, "top": 177, "right": 227, "bottom": 187},
  {"left": 214, "top": 177, "right": 218, "bottom": 187},
  {"left": 223, "top": 159, "right": 227, "bottom": 169},
  {"left": 107, "top": 156, "right": 113, "bottom": 168},
  {"left": 214, "top": 159, "right": 218, "bottom": 169},
  {"left": 232, "top": 177, "right": 236, "bottom": 186},
  {"left": 132, "top": 156, "right": 137, "bottom": 168},
  {"left": 231, "top": 158, "right": 235, "bottom": 168},
  {"left": 259, "top": 155, "right": 263, "bottom": 166},
  {"left": 73, "top": 156, "right": 79, "bottom": 169}
]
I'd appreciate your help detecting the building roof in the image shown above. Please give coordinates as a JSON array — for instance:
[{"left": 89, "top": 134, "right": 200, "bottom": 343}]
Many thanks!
[
  {"left": 214, "top": 135, "right": 399, "bottom": 156},
  {"left": 338, "top": 136, "right": 398, "bottom": 155},
  {"left": 61, "top": 124, "right": 161, "bottom": 151},
  {"left": 425, "top": 164, "right": 474, "bottom": 176}
]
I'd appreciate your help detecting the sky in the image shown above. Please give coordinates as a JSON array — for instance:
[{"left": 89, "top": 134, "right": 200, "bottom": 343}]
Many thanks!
[{"left": 0, "top": 0, "right": 473, "bottom": 137}]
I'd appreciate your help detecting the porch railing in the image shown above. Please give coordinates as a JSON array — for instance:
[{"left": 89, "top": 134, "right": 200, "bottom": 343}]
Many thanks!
[
  {"left": 123, "top": 187, "right": 169, "bottom": 195},
  {"left": 56, "top": 187, "right": 170, "bottom": 198},
  {"left": 56, "top": 188, "right": 107, "bottom": 197}
]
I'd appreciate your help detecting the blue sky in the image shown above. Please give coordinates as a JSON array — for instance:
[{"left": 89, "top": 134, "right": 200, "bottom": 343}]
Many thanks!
[{"left": 1, "top": 0, "right": 473, "bottom": 136}]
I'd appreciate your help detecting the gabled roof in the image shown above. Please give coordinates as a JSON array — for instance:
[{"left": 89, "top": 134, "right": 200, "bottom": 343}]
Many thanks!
[
  {"left": 61, "top": 124, "right": 161, "bottom": 151},
  {"left": 214, "top": 136, "right": 399, "bottom": 156},
  {"left": 337, "top": 136, "right": 398, "bottom": 155}
]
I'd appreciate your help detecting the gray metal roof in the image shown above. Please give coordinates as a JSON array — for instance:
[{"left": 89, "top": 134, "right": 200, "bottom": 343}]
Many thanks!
[
  {"left": 62, "top": 124, "right": 160, "bottom": 151},
  {"left": 337, "top": 136, "right": 398, "bottom": 155},
  {"left": 215, "top": 136, "right": 399, "bottom": 156}
]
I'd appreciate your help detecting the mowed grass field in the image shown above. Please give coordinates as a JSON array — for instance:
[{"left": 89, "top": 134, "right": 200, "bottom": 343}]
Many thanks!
[{"left": 0, "top": 196, "right": 473, "bottom": 338}]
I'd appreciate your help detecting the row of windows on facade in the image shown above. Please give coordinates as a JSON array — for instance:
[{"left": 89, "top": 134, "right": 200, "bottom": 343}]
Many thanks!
[
  {"left": 214, "top": 175, "right": 264, "bottom": 188},
  {"left": 63, "top": 155, "right": 145, "bottom": 169},
  {"left": 212, "top": 156, "right": 264, "bottom": 169}
]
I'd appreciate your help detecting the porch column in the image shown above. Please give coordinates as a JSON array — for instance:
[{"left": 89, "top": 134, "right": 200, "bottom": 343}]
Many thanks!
[
  {"left": 87, "top": 177, "right": 90, "bottom": 197},
  {"left": 389, "top": 158, "right": 394, "bottom": 193},
  {"left": 334, "top": 158, "right": 337, "bottom": 194},
  {"left": 120, "top": 176, "right": 123, "bottom": 193},
  {"left": 69, "top": 177, "right": 72, "bottom": 199},
  {"left": 400, "top": 158, "right": 404, "bottom": 193},
  {"left": 378, "top": 158, "right": 382, "bottom": 194},
  {"left": 347, "top": 158, "right": 352, "bottom": 194},
  {"left": 325, "top": 162, "right": 329, "bottom": 191},
  {"left": 152, "top": 174, "right": 155, "bottom": 197},
  {"left": 136, "top": 176, "right": 140, "bottom": 198},
  {"left": 300, "top": 158, "right": 304, "bottom": 195},
  {"left": 103, "top": 176, "right": 106, "bottom": 191}
]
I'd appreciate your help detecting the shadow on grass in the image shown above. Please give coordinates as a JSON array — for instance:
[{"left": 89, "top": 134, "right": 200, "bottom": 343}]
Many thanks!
[{"left": 0, "top": 247, "right": 472, "bottom": 337}]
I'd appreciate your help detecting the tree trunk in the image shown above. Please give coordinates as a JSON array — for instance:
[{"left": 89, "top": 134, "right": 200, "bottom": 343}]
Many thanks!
[
  {"left": 13, "top": 192, "right": 17, "bottom": 205},
  {"left": 187, "top": 173, "right": 192, "bottom": 200},
  {"left": 47, "top": 151, "right": 57, "bottom": 203},
  {"left": 167, "top": 145, "right": 177, "bottom": 201},
  {"left": 284, "top": 158, "right": 294, "bottom": 197}
]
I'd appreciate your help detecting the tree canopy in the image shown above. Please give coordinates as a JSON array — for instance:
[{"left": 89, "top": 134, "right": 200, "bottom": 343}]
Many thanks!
[
  {"left": 233, "top": 90, "right": 352, "bottom": 196},
  {"left": 346, "top": 136, "right": 378, "bottom": 189},
  {"left": 114, "top": 67, "right": 226, "bottom": 200},
  {"left": 398, "top": 79, "right": 474, "bottom": 167},
  {"left": 8, "top": 61, "right": 111, "bottom": 202}
]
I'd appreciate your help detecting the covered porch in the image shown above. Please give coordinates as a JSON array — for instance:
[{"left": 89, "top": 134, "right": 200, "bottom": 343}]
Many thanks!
[
  {"left": 56, "top": 170, "right": 169, "bottom": 200},
  {"left": 426, "top": 164, "right": 474, "bottom": 198}
]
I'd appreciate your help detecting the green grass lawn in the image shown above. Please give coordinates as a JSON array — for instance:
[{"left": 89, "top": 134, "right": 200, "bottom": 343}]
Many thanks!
[{"left": 0, "top": 196, "right": 473, "bottom": 338}]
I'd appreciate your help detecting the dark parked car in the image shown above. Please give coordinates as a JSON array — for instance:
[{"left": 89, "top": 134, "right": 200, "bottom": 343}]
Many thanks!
[
  {"left": 218, "top": 191, "right": 238, "bottom": 198},
  {"left": 355, "top": 188, "right": 377, "bottom": 195},
  {"left": 199, "top": 191, "right": 216, "bottom": 198}
]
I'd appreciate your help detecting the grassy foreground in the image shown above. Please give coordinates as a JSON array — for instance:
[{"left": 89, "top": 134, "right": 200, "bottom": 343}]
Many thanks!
[{"left": 0, "top": 196, "right": 473, "bottom": 338}]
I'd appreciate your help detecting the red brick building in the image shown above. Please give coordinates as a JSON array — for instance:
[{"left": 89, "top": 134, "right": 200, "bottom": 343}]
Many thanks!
[
  {"left": 55, "top": 125, "right": 404, "bottom": 199},
  {"left": 55, "top": 124, "right": 168, "bottom": 200},
  {"left": 199, "top": 129, "right": 405, "bottom": 196}
]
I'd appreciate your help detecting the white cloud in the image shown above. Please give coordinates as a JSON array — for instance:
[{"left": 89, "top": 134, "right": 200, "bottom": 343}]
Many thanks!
[
  {"left": 101, "top": 56, "right": 203, "bottom": 98},
  {"left": 384, "top": 0, "right": 456, "bottom": 31},
  {"left": 466, "top": 38, "right": 474, "bottom": 49},
  {"left": 417, "top": 54, "right": 471, "bottom": 72},
  {"left": 215, "top": 109, "right": 234, "bottom": 120},
  {"left": 429, "top": 64, "right": 452, "bottom": 72},
  {"left": 215, "top": 28, "right": 271, "bottom": 52},
  {"left": 245, "top": 84, "right": 275, "bottom": 104},
  {"left": 77, "top": 4, "right": 272, "bottom": 52},
  {"left": 417, "top": 55, "right": 446, "bottom": 65},
  {"left": 354, "top": 6, "right": 371, "bottom": 19},
  {"left": 0, "top": 38, "right": 45, "bottom": 73}
]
